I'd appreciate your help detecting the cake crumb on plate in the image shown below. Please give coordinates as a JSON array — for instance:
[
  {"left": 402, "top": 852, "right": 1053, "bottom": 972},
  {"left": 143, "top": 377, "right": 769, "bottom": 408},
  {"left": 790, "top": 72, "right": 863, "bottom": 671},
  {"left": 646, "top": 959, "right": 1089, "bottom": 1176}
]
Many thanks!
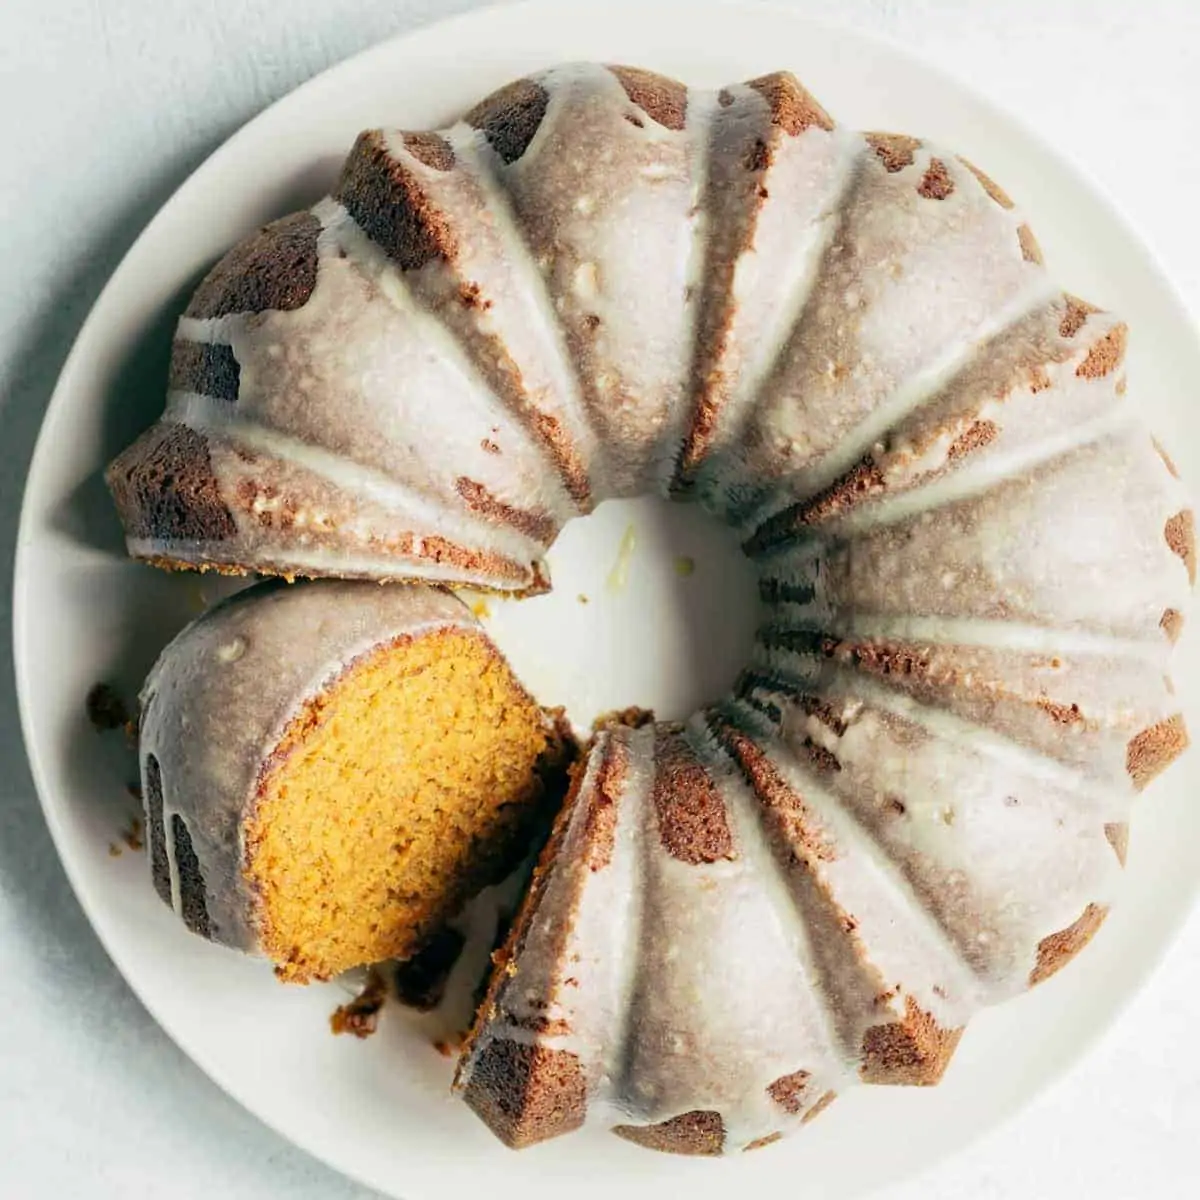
[{"left": 330, "top": 968, "right": 389, "bottom": 1039}]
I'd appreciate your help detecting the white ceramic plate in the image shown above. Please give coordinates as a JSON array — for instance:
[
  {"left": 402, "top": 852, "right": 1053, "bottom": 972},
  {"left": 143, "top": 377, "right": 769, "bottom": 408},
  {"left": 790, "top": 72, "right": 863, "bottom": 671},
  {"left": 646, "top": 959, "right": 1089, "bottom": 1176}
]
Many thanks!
[{"left": 14, "top": 1, "right": 1200, "bottom": 1196}]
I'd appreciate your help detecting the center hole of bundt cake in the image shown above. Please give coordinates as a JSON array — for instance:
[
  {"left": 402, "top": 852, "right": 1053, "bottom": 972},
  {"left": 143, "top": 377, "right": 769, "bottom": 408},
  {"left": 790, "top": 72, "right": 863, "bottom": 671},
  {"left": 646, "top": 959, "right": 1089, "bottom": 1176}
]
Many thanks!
[{"left": 475, "top": 497, "right": 759, "bottom": 726}]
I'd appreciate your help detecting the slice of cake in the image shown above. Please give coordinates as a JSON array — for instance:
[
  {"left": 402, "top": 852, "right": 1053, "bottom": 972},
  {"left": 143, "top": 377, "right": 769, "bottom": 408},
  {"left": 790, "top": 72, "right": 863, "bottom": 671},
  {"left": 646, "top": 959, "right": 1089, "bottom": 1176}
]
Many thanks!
[{"left": 136, "top": 579, "right": 573, "bottom": 982}]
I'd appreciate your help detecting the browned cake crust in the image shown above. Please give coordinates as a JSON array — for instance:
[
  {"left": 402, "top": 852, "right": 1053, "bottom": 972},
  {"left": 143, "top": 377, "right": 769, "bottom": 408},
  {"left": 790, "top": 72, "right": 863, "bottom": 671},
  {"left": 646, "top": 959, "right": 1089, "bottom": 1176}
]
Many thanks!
[
  {"left": 766, "top": 1068, "right": 812, "bottom": 1114},
  {"left": 106, "top": 422, "right": 236, "bottom": 544},
  {"left": 462, "top": 1040, "right": 588, "bottom": 1148},
  {"left": 465, "top": 78, "right": 550, "bottom": 164},
  {"left": 1030, "top": 903, "right": 1109, "bottom": 986},
  {"left": 865, "top": 132, "right": 921, "bottom": 173},
  {"left": 745, "top": 636, "right": 1182, "bottom": 856},
  {"left": 168, "top": 341, "right": 240, "bottom": 402},
  {"left": 745, "top": 71, "right": 833, "bottom": 135},
  {"left": 453, "top": 478, "right": 557, "bottom": 546},
  {"left": 1060, "top": 294, "right": 1101, "bottom": 339},
  {"left": 757, "top": 576, "right": 817, "bottom": 606},
  {"left": 962, "top": 159, "right": 1015, "bottom": 209},
  {"left": 138, "top": 542, "right": 545, "bottom": 594},
  {"left": 803, "top": 1090, "right": 838, "bottom": 1124},
  {"left": 170, "top": 814, "right": 212, "bottom": 938},
  {"left": 402, "top": 130, "right": 456, "bottom": 172},
  {"left": 613, "top": 1110, "right": 725, "bottom": 1155},
  {"left": 917, "top": 158, "right": 955, "bottom": 201},
  {"left": 336, "top": 130, "right": 457, "bottom": 271},
  {"left": 1161, "top": 607, "right": 1186, "bottom": 643},
  {"left": 1105, "top": 822, "right": 1130, "bottom": 866},
  {"left": 185, "top": 212, "right": 320, "bottom": 319},
  {"left": 651, "top": 727, "right": 736, "bottom": 864},
  {"left": 607, "top": 66, "right": 688, "bottom": 131},
  {"left": 1164, "top": 509, "right": 1196, "bottom": 583},
  {"left": 1127, "top": 713, "right": 1190, "bottom": 790},
  {"left": 859, "top": 998, "right": 963, "bottom": 1086},
  {"left": 1017, "top": 224, "right": 1044, "bottom": 264},
  {"left": 1153, "top": 437, "right": 1181, "bottom": 479},
  {"left": 1077, "top": 322, "right": 1128, "bottom": 379},
  {"left": 579, "top": 742, "right": 628, "bottom": 872},
  {"left": 145, "top": 754, "right": 171, "bottom": 908},
  {"left": 144, "top": 749, "right": 213, "bottom": 937},
  {"left": 744, "top": 465, "right": 886, "bottom": 552},
  {"left": 745, "top": 1133, "right": 783, "bottom": 1151}
]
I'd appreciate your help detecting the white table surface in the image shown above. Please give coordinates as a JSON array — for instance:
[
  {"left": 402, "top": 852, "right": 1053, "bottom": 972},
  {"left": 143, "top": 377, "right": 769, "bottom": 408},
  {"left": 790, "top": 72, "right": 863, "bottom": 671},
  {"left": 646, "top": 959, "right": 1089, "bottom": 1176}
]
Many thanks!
[{"left": 2, "top": 1, "right": 1199, "bottom": 1196}]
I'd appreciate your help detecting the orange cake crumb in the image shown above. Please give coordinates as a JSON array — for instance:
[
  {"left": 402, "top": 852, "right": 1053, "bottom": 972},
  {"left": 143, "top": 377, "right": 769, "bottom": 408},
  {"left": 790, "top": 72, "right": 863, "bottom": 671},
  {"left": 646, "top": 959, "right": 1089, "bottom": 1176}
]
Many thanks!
[
  {"left": 247, "top": 628, "right": 572, "bottom": 983},
  {"left": 330, "top": 968, "right": 389, "bottom": 1039}
]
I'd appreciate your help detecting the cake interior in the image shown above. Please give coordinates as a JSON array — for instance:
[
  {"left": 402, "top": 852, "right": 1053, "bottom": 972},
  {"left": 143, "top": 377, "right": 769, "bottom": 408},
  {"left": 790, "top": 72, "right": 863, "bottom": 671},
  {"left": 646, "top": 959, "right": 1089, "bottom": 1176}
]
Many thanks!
[{"left": 245, "top": 627, "right": 567, "bottom": 982}]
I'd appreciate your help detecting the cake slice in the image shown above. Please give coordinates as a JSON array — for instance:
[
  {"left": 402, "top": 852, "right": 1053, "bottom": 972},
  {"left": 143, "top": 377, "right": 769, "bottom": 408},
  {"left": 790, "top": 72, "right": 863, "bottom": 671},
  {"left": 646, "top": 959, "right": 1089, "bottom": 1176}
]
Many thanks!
[{"left": 136, "top": 579, "right": 573, "bottom": 981}]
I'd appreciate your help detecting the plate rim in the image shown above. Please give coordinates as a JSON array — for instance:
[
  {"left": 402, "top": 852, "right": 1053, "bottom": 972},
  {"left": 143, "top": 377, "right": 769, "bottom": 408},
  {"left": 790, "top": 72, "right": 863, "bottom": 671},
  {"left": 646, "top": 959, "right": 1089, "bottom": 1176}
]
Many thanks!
[{"left": 13, "top": 0, "right": 1200, "bottom": 1196}]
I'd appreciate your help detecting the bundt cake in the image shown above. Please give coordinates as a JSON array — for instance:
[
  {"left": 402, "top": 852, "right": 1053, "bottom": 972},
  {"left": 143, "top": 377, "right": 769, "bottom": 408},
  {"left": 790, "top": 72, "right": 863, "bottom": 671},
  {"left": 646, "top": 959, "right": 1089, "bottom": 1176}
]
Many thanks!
[
  {"left": 108, "top": 62, "right": 1192, "bottom": 1153},
  {"left": 136, "top": 578, "right": 572, "bottom": 981}
]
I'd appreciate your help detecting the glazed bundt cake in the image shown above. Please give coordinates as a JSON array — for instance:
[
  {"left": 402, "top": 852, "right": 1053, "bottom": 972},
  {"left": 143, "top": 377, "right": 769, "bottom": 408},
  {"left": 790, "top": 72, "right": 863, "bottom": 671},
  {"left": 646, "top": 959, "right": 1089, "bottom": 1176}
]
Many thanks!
[
  {"left": 136, "top": 579, "right": 571, "bottom": 981},
  {"left": 108, "top": 63, "right": 1192, "bottom": 1153}
]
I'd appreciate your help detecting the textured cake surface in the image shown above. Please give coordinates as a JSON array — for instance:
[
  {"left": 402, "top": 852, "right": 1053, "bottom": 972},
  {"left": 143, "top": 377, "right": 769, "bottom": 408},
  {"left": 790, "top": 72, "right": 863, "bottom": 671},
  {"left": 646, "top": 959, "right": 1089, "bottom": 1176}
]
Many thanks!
[
  {"left": 137, "top": 580, "right": 569, "bottom": 981},
  {"left": 109, "top": 63, "right": 1193, "bottom": 1154}
]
